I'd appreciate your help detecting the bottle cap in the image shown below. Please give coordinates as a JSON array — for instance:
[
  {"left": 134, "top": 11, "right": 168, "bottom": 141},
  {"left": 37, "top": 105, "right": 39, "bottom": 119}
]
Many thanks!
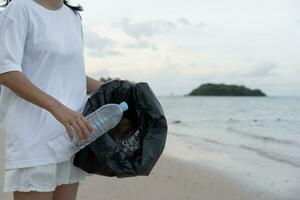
[{"left": 119, "top": 101, "right": 128, "bottom": 111}]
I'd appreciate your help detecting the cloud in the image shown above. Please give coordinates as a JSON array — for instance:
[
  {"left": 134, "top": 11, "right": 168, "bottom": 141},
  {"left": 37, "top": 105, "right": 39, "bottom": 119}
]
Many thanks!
[
  {"left": 124, "top": 40, "right": 158, "bottom": 51},
  {"left": 83, "top": 26, "right": 122, "bottom": 57},
  {"left": 297, "top": 19, "right": 300, "bottom": 24},
  {"left": 120, "top": 17, "right": 205, "bottom": 39},
  {"left": 196, "top": 22, "right": 206, "bottom": 28},
  {"left": 119, "top": 18, "right": 175, "bottom": 51},
  {"left": 177, "top": 18, "right": 206, "bottom": 28},
  {"left": 177, "top": 17, "right": 191, "bottom": 26},
  {"left": 120, "top": 17, "right": 206, "bottom": 50},
  {"left": 120, "top": 18, "right": 177, "bottom": 40},
  {"left": 244, "top": 63, "right": 278, "bottom": 77}
]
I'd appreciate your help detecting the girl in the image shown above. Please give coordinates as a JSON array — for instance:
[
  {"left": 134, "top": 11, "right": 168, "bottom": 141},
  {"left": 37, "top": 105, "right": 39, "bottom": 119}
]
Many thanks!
[{"left": 0, "top": 0, "right": 102, "bottom": 199}]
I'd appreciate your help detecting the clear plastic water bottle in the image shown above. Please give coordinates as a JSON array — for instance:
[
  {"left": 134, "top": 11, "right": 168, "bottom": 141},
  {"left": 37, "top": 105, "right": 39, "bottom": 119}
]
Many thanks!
[{"left": 48, "top": 101, "right": 129, "bottom": 158}]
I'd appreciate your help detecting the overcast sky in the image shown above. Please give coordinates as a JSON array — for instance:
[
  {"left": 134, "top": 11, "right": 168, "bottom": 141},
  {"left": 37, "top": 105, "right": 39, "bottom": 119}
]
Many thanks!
[{"left": 6, "top": 0, "right": 300, "bottom": 96}]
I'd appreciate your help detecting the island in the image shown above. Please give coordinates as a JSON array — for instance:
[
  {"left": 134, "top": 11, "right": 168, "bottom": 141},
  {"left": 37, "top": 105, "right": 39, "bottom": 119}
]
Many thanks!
[{"left": 187, "top": 83, "right": 266, "bottom": 96}]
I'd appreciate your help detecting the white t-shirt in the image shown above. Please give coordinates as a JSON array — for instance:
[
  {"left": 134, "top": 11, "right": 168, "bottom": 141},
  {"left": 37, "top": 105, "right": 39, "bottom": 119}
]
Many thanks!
[{"left": 0, "top": 0, "right": 87, "bottom": 169}]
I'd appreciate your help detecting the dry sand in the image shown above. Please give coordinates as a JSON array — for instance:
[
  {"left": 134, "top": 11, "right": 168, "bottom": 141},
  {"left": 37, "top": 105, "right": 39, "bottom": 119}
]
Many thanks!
[{"left": 0, "top": 130, "right": 277, "bottom": 200}]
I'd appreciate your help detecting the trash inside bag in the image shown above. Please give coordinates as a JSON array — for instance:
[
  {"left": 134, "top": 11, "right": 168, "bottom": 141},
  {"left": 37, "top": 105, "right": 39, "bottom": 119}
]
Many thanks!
[{"left": 73, "top": 79, "right": 168, "bottom": 178}]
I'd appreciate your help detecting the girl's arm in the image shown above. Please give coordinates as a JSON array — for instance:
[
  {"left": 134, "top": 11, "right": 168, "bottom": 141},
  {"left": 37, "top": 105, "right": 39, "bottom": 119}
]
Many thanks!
[
  {"left": 0, "top": 71, "right": 94, "bottom": 142},
  {"left": 86, "top": 75, "right": 103, "bottom": 94}
]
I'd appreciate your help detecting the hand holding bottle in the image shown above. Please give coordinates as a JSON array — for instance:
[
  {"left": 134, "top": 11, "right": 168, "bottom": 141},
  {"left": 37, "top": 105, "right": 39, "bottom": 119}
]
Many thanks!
[
  {"left": 47, "top": 102, "right": 129, "bottom": 157},
  {"left": 48, "top": 100, "right": 94, "bottom": 142}
]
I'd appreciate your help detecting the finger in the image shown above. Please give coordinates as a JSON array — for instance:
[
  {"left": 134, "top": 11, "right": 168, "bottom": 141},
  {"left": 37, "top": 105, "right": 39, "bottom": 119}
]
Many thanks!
[
  {"left": 70, "top": 120, "right": 84, "bottom": 142},
  {"left": 81, "top": 115, "right": 94, "bottom": 133},
  {"left": 63, "top": 122, "right": 74, "bottom": 140},
  {"left": 76, "top": 117, "right": 90, "bottom": 140}
]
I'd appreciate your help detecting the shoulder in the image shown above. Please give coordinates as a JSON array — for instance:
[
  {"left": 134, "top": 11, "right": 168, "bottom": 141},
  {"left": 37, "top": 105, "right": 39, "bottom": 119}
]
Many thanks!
[
  {"left": 73, "top": 10, "right": 82, "bottom": 26},
  {"left": 73, "top": 9, "right": 83, "bottom": 30},
  {"left": 75, "top": 10, "right": 82, "bottom": 21},
  {"left": 0, "top": 0, "right": 29, "bottom": 26},
  {"left": 63, "top": 5, "right": 82, "bottom": 24},
  {"left": 0, "top": 0, "right": 28, "bottom": 16}
]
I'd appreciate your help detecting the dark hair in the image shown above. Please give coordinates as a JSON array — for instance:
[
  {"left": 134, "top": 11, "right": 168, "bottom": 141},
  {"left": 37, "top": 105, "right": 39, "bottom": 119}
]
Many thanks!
[{"left": 0, "top": 0, "right": 83, "bottom": 19}]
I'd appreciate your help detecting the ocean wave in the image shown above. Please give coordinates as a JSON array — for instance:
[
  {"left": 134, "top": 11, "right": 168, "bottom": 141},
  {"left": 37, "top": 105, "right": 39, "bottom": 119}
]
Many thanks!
[
  {"left": 171, "top": 132, "right": 191, "bottom": 138},
  {"left": 171, "top": 132, "right": 230, "bottom": 146},
  {"left": 228, "top": 127, "right": 300, "bottom": 148},
  {"left": 201, "top": 138, "right": 230, "bottom": 146},
  {"left": 239, "top": 145, "right": 300, "bottom": 168},
  {"left": 170, "top": 131, "right": 300, "bottom": 168}
]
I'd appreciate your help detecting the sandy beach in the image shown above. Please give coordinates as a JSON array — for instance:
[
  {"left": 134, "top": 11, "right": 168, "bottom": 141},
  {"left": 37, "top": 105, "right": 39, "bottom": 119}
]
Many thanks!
[
  {"left": 76, "top": 155, "right": 259, "bottom": 200},
  {"left": 0, "top": 129, "right": 284, "bottom": 200}
]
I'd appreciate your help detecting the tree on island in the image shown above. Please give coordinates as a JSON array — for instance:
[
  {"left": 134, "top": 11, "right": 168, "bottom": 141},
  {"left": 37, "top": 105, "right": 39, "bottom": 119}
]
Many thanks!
[{"left": 188, "top": 83, "right": 266, "bottom": 96}]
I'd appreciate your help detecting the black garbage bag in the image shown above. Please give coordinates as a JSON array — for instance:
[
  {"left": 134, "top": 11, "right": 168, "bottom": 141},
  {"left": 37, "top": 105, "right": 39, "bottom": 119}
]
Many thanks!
[{"left": 73, "top": 79, "right": 168, "bottom": 178}]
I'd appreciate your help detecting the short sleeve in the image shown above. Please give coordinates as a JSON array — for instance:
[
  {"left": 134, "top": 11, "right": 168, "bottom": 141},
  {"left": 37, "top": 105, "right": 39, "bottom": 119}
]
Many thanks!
[
  {"left": 79, "top": 21, "right": 84, "bottom": 45},
  {"left": 76, "top": 12, "right": 84, "bottom": 46},
  {"left": 0, "top": 14, "right": 27, "bottom": 75}
]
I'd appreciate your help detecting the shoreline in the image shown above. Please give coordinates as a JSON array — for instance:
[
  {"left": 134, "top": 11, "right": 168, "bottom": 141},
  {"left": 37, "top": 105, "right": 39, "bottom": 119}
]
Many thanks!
[{"left": 77, "top": 154, "right": 264, "bottom": 200}]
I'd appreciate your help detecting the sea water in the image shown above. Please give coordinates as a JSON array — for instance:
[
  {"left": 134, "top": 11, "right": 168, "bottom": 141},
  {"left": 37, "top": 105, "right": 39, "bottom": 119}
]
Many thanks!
[{"left": 158, "top": 96, "right": 300, "bottom": 200}]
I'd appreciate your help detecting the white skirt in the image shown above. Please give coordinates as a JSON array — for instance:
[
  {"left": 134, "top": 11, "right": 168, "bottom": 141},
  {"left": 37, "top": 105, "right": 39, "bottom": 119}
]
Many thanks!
[{"left": 3, "top": 154, "right": 89, "bottom": 192}]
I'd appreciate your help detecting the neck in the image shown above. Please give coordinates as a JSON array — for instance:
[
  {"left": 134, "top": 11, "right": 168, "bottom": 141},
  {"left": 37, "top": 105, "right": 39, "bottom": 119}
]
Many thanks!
[{"left": 33, "top": 0, "right": 64, "bottom": 10}]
